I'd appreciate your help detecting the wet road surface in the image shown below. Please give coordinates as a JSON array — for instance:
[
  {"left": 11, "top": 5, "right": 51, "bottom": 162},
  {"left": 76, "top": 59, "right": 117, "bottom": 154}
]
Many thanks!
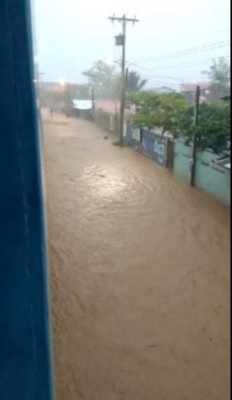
[{"left": 43, "top": 111, "right": 230, "bottom": 400}]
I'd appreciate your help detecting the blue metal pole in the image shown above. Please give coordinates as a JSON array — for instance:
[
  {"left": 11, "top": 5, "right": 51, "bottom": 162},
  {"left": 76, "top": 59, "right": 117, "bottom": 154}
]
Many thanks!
[{"left": 0, "top": 1, "right": 55, "bottom": 400}]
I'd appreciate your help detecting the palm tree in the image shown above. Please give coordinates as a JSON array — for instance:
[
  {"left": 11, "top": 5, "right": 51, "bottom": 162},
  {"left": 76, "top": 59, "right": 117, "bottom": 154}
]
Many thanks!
[{"left": 126, "top": 71, "right": 147, "bottom": 92}]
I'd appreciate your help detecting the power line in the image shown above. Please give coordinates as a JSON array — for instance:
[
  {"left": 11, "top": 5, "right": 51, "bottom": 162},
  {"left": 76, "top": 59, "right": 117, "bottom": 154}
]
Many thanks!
[
  {"left": 126, "top": 62, "right": 183, "bottom": 80},
  {"left": 159, "top": 55, "right": 230, "bottom": 69},
  {"left": 207, "top": 28, "right": 230, "bottom": 36},
  {"left": 144, "top": 76, "right": 231, "bottom": 88},
  {"left": 129, "top": 40, "right": 230, "bottom": 64},
  {"left": 126, "top": 55, "right": 230, "bottom": 81},
  {"left": 129, "top": 55, "right": 230, "bottom": 70}
]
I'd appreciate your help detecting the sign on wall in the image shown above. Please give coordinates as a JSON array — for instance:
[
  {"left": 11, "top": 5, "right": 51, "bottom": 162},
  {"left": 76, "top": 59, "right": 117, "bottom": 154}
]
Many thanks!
[{"left": 141, "top": 129, "right": 167, "bottom": 167}]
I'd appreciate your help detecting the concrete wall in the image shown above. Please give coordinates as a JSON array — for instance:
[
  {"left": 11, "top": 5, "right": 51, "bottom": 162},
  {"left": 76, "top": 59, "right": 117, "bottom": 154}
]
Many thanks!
[
  {"left": 173, "top": 140, "right": 192, "bottom": 181},
  {"left": 174, "top": 139, "right": 230, "bottom": 206},
  {"left": 126, "top": 124, "right": 141, "bottom": 147},
  {"left": 126, "top": 131, "right": 230, "bottom": 206},
  {"left": 94, "top": 111, "right": 128, "bottom": 140},
  {"left": 195, "top": 150, "right": 230, "bottom": 206},
  {"left": 94, "top": 111, "right": 118, "bottom": 134}
]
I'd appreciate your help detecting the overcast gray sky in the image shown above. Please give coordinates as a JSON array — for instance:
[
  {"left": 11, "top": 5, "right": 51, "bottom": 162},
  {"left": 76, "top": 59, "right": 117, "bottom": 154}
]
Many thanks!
[{"left": 34, "top": 0, "right": 230, "bottom": 87}]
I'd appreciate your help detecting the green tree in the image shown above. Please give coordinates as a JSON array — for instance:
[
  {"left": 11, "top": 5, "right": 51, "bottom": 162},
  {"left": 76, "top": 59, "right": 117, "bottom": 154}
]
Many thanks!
[
  {"left": 130, "top": 92, "right": 189, "bottom": 134},
  {"left": 202, "top": 57, "right": 230, "bottom": 100},
  {"left": 189, "top": 102, "right": 230, "bottom": 151},
  {"left": 83, "top": 61, "right": 147, "bottom": 99},
  {"left": 126, "top": 71, "right": 147, "bottom": 92},
  {"left": 83, "top": 60, "right": 118, "bottom": 99},
  {"left": 129, "top": 91, "right": 230, "bottom": 151},
  {"left": 72, "top": 84, "right": 91, "bottom": 99}
]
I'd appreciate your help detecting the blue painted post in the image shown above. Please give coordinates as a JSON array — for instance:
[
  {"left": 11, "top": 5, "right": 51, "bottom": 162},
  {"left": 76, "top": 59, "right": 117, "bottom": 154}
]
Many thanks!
[{"left": 0, "top": 1, "right": 55, "bottom": 400}]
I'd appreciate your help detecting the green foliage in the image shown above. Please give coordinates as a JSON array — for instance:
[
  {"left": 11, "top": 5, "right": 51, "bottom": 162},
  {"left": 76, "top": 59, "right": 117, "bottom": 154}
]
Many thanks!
[
  {"left": 72, "top": 84, "right": 92, "bottom": 99},
  {"left": 83, "top": 60, "right": 118, "bottom": 99},
  {"left": 130, "top": 92, "right": 189, "bottom": 134},
  {"left": 126, "top": 71, "right": 147, "bottom": 92},
  {"left": 191, "top": 102, "right": 230, "bottom": 151},
  {"left": 129, "top": 91, "right": 230, "bottom": 151},
  {"left": 202, "top": 57, "right": 230, "bottom": 100},
  {"left": 83, "top": 60, "right": 147, "bottom": 99}
]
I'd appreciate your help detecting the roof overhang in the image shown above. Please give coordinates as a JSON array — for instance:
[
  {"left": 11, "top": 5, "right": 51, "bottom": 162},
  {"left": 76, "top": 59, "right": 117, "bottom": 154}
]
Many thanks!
[{"left": 220, "top": 95, "right": 230, "bottom": 101}]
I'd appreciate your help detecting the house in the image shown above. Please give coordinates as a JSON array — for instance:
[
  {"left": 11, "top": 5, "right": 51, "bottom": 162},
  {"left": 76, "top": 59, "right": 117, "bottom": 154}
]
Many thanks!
[
  {"left": 95, "top": 100, "right": 120, "bottom": 115},
  {"left": 180, "top": 82, "right": 210, "bottom": 102},
  {"left": 95, "top": 100, "right": 136, "bottom": 117},
  {"left": 72, "top": 99, "right": 93, "bottom": 120},
  {"left": 152, "top": 86, "right": 176, "bottom": 94}
]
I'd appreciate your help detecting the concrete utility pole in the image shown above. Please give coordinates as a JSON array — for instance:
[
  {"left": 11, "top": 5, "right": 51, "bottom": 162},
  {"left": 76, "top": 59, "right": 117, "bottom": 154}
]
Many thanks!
[
  {"left": 190, "top": 85, "right": 201, "bottom": 187},
  {"left": 109, "top": 14, "right": 139, "bottom": 146}
]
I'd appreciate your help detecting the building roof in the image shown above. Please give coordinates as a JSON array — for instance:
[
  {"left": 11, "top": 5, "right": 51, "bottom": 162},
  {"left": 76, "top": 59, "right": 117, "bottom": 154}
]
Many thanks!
[
  {"left": 72, "top": 99, "right": 92, "bottom": 110},
  {"left": 95, "top": 100, "right": 134, "bottom": 116},
  {"left": 181, "top": 82, "right": 210, "bottom": 92},
  {"left": 152, "top": 86, "right": 176, "bottom": 94},
  {"left": 95, "top": 100, "right": 120, "bottom": 114}
]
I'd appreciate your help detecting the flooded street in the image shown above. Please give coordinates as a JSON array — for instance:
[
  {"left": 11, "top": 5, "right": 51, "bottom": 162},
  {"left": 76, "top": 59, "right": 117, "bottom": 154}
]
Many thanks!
[{"left": 43, "top": 111, "right": 230, "bottom": 400}]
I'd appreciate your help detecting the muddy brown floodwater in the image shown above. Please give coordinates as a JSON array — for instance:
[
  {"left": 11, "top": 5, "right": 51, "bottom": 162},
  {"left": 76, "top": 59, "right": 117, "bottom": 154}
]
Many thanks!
[{"left": 42, "top": 110, "right": 230, "bottom": 400}]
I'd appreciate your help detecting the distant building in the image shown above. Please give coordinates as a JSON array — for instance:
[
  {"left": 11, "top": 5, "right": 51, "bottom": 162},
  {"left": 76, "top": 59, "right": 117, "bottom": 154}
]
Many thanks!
[
  {"left": 180, "top": 82, "right": 210, "bottom": 102},
  {"left": 40, "top": 81, "right": 64, "bottom": 92},
  {"left": 72, "top": 99, "right": 93, "bottom": 120},
  {"left": 95, "top": 100, "right": 120, "bottom": 115},
  {"left": 152, "top": 86, "right": 176, "bottom": 94}
]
